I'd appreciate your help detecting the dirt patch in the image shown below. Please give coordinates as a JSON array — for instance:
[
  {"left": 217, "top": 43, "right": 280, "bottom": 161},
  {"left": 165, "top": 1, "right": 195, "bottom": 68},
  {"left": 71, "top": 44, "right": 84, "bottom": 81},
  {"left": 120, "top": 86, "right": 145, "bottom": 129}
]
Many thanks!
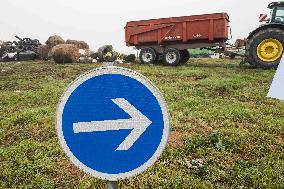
[
  {"left": 55, "top": 159, "right": 85, "bottom": 181},
  {"left": 180, "top": 117, "right": 215, "bottom": 136},
  {"left": 68, "top": 164, "right": 85, "bottom": 178},
  {"left": 168, "top": 131, "right": 188, "bottom": 149}
]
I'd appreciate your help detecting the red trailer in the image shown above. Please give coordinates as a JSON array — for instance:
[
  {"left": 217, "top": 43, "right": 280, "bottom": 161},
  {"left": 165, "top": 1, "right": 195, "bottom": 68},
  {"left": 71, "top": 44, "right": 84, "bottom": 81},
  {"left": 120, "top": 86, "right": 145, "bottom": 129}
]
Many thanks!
[{"left": 125, "top": 13, "right": 230, "bottom": 66}]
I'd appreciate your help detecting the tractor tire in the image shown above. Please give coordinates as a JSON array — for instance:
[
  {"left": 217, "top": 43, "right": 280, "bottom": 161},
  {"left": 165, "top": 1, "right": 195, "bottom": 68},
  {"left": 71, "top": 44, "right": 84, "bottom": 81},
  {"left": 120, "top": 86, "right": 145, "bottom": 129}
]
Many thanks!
[
  {"left": 246, "top": 28, "right": 284, "bottom": 69},
  {"left": 180, "top": 50, "right": 190, "bottom": 64},
  {"left": 163, "top": 48, "right": 181, "bottom": 66},
  {"left": 139, "top": 48, "right": 157, "bottom": 64}
]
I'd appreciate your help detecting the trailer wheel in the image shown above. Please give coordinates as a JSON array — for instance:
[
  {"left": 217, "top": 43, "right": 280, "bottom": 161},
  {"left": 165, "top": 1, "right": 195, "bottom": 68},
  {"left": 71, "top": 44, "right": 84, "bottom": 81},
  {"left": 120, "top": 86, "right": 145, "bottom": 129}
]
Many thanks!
[
  {"left": 163, "top": 48, "right": 181, "bottom": 66},
  {"left": 139, "top": 48, "right": 157, "bottom": 64},
  {"left": 180, "top": 50, "right": 190, "bottom": 64},
  {"left": 246, "top": 28, "right": 284, "bottom": 68}
]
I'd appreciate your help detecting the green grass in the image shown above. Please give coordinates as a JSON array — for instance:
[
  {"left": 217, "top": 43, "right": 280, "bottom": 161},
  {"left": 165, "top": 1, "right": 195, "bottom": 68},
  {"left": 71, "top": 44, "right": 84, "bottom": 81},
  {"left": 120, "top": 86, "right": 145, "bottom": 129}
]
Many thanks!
[{"left": 1, "top": 59, "right": 284, "bottom": 189}]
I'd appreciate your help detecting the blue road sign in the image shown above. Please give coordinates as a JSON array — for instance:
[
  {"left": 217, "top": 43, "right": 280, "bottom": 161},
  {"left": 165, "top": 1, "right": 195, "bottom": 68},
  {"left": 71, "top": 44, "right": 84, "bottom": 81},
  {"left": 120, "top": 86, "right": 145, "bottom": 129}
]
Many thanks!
[{"left": 56, "top": 67, "right": 170, "bottom": 181}]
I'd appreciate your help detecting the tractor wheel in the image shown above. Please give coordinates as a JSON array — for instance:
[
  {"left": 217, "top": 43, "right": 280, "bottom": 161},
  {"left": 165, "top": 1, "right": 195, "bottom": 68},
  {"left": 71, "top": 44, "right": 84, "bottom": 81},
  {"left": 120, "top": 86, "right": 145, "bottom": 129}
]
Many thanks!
[
  {"left": 246, "top": 28, "right": 284, "bottom": 68},
  {"left": 139, "top": 48, "right": 157, "bottom": 64},
  {"left": 163, "top": 48, "right": 181, "bottom": 66},
  {"left": 180, "top": 50, "right": 190, "bottom": 64}
]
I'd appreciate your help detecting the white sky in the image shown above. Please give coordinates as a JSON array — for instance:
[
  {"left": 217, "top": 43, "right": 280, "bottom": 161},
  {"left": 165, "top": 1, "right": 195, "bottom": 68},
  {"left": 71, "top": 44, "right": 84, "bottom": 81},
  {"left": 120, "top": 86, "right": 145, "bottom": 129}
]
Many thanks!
[{"left": 0, "top": 0, "right": 273, "bottom": 54}]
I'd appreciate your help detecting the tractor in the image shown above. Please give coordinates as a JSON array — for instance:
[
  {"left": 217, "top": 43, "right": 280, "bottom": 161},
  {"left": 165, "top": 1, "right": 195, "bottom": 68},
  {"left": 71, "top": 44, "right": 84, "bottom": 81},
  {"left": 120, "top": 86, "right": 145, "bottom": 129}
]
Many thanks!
[{"left": 246, "top": 1, "right": 284, "bottom": 68}]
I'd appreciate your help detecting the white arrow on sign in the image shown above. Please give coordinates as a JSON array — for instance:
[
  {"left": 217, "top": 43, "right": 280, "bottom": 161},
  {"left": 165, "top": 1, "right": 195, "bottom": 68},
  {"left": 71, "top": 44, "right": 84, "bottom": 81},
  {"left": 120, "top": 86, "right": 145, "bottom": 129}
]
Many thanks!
[{"left": 73, "top": 98, "right": 152, "bottom": 151}]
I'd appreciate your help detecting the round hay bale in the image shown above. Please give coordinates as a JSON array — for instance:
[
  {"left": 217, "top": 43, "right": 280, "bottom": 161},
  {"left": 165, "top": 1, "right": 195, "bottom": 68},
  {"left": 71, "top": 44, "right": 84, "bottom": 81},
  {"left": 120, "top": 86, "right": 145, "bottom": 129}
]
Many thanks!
[
  {"left": 66, "top": 39, "right": 89, "bottom": 49},
  {"left": 46, "top": 35, "right": 65, "bottom": 48},
  {"left": 78, "top": 49, "right": 91, "bottom": 57},
  {"left": 52, "top": 44, "right": 79, "bottom": 63},
  {"left": 37, "top": 45, "right": 51, "bottom": 60}
]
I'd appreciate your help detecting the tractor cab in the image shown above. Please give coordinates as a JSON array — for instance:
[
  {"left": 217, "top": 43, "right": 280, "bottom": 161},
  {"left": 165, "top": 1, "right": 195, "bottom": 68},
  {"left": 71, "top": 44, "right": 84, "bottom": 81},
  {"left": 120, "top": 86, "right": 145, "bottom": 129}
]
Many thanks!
[{"left": 268, "top": 1, "right": 284, "bottom": 23}]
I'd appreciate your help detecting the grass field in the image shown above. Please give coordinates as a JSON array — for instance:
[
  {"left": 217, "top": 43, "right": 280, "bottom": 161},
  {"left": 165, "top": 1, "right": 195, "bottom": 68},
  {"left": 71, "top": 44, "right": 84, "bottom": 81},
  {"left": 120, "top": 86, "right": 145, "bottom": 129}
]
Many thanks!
[{"left": 1, "top": 59, "right": 284, "bottom": 189}]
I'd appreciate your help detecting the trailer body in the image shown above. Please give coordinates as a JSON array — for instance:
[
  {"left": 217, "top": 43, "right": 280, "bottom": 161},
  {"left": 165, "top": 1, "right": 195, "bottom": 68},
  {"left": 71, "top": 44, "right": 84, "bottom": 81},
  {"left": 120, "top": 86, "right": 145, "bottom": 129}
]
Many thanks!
[{"left": 125, "top": 13, "right": 230, "bottom": 52}]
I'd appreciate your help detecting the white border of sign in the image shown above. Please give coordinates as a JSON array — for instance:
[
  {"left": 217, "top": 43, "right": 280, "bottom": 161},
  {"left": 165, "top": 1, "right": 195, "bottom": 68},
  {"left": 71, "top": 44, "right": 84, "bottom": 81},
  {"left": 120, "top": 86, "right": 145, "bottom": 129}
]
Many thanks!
[{"left": 56, "top": 66, "right": 170, "bottom": 181}]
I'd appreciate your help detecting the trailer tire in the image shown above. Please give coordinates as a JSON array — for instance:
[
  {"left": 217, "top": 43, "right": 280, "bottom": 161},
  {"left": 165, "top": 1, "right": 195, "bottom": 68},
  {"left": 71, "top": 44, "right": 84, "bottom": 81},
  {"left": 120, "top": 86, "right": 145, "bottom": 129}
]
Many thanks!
[
  {"left": 139, "top": 48, "right": 157, "bottom": 64},
  {"left": 163, "top": 48, "right": 181, "bottom": 66},
  {"left": 180, "top": 50, "right": 190, "bottom": 64},
  {"left": 246, "top": 28, "right": 284, "bottom": 69}
]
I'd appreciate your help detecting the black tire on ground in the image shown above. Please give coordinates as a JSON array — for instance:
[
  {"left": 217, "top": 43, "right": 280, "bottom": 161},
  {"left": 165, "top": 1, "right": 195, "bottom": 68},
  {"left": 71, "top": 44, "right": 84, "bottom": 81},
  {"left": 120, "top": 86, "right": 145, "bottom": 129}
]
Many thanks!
[
  {"left": 139, "top": 48, "right": 157, "bottom": 64},
  {"left": 163, "top": 48, "right": 181, "bottom": 66},
  {"left": 246, "top": 28, "right": 284, "bottom": 69},
  {"left": 180, "top": 50, "right": 190, "bottom": 64}
]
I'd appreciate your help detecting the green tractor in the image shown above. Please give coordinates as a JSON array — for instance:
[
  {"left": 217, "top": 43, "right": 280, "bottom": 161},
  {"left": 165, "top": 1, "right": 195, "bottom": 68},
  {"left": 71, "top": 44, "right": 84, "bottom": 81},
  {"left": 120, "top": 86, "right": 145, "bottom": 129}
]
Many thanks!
[{"left": 246, "top": 1, "right": 284, "bottom": 68}]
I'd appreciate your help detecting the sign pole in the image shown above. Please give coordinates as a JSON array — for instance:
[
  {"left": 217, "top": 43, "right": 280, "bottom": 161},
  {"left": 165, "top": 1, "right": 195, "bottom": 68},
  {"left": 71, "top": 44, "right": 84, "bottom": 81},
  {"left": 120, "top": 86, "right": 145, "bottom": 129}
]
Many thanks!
[{"left": 107, "top": 181, "right": 118, "bottom": 189}]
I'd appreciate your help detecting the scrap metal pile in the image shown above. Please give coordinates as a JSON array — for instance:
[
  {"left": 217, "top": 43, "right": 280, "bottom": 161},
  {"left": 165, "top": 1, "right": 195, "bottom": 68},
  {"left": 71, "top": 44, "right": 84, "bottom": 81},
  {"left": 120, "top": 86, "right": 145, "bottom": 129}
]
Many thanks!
[{"left": 0, "top": 36, "right": 41, "bottom": 61}]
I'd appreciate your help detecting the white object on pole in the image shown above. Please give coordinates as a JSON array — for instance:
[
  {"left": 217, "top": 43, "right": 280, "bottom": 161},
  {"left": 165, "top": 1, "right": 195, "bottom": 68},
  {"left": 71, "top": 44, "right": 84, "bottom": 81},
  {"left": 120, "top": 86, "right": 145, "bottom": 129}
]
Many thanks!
[{"left": 268, "top": 56, "right": 284, "bottom": 101}]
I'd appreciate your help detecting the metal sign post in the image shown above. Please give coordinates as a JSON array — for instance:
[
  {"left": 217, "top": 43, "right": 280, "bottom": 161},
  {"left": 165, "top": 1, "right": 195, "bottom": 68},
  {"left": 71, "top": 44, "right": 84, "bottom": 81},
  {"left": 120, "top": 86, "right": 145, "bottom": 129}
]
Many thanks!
[
  {"left": 56, "top": 66, "right": 170, "bottom": 187},
  {"left": 107, "top": 181, "right": 118, "bottom": 189}
]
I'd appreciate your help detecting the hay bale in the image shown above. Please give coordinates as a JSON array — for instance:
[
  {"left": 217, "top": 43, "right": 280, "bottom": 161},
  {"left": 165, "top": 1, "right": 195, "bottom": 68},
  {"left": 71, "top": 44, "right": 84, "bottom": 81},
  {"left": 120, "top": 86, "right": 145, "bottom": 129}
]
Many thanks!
[
  {"left": 52, "top": 44, "right": 79, "bottom": 63},
  {"left": 37, "top": 45, "right": 51, "bottom": 60},
  {"left": 78, "top": 49, "right": 91, "bottom": 57},
  {"left": 46, "top": 35, "right": 65, "bottom": 48},
  {"left": 66, "top": 40, "right": 89, "bottom": 49}
]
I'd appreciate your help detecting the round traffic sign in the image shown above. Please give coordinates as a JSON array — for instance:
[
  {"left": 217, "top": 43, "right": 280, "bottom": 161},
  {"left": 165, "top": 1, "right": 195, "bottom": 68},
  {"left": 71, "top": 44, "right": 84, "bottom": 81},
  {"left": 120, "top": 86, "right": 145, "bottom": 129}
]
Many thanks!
[{"left": 56, "top": 66, "right": 170, "bottom": 181}]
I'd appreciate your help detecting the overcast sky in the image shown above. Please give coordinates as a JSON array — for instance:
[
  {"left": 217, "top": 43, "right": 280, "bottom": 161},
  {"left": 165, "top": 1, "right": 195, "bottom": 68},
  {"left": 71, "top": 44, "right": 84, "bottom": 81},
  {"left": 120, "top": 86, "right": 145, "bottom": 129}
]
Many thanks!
[{"left": 0, "top": 0, "right": 273, "bottom": 53}]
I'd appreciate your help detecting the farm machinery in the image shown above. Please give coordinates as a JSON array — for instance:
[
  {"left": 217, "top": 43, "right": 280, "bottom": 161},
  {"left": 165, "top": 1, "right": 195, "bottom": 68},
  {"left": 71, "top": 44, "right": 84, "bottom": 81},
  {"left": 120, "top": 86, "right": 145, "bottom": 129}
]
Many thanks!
[
  {"left": 125, "top": 1, "right": 284, "bottom": 69},
  {"left": 245, "top": 1, "right": 284, "bottom": 68}
]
